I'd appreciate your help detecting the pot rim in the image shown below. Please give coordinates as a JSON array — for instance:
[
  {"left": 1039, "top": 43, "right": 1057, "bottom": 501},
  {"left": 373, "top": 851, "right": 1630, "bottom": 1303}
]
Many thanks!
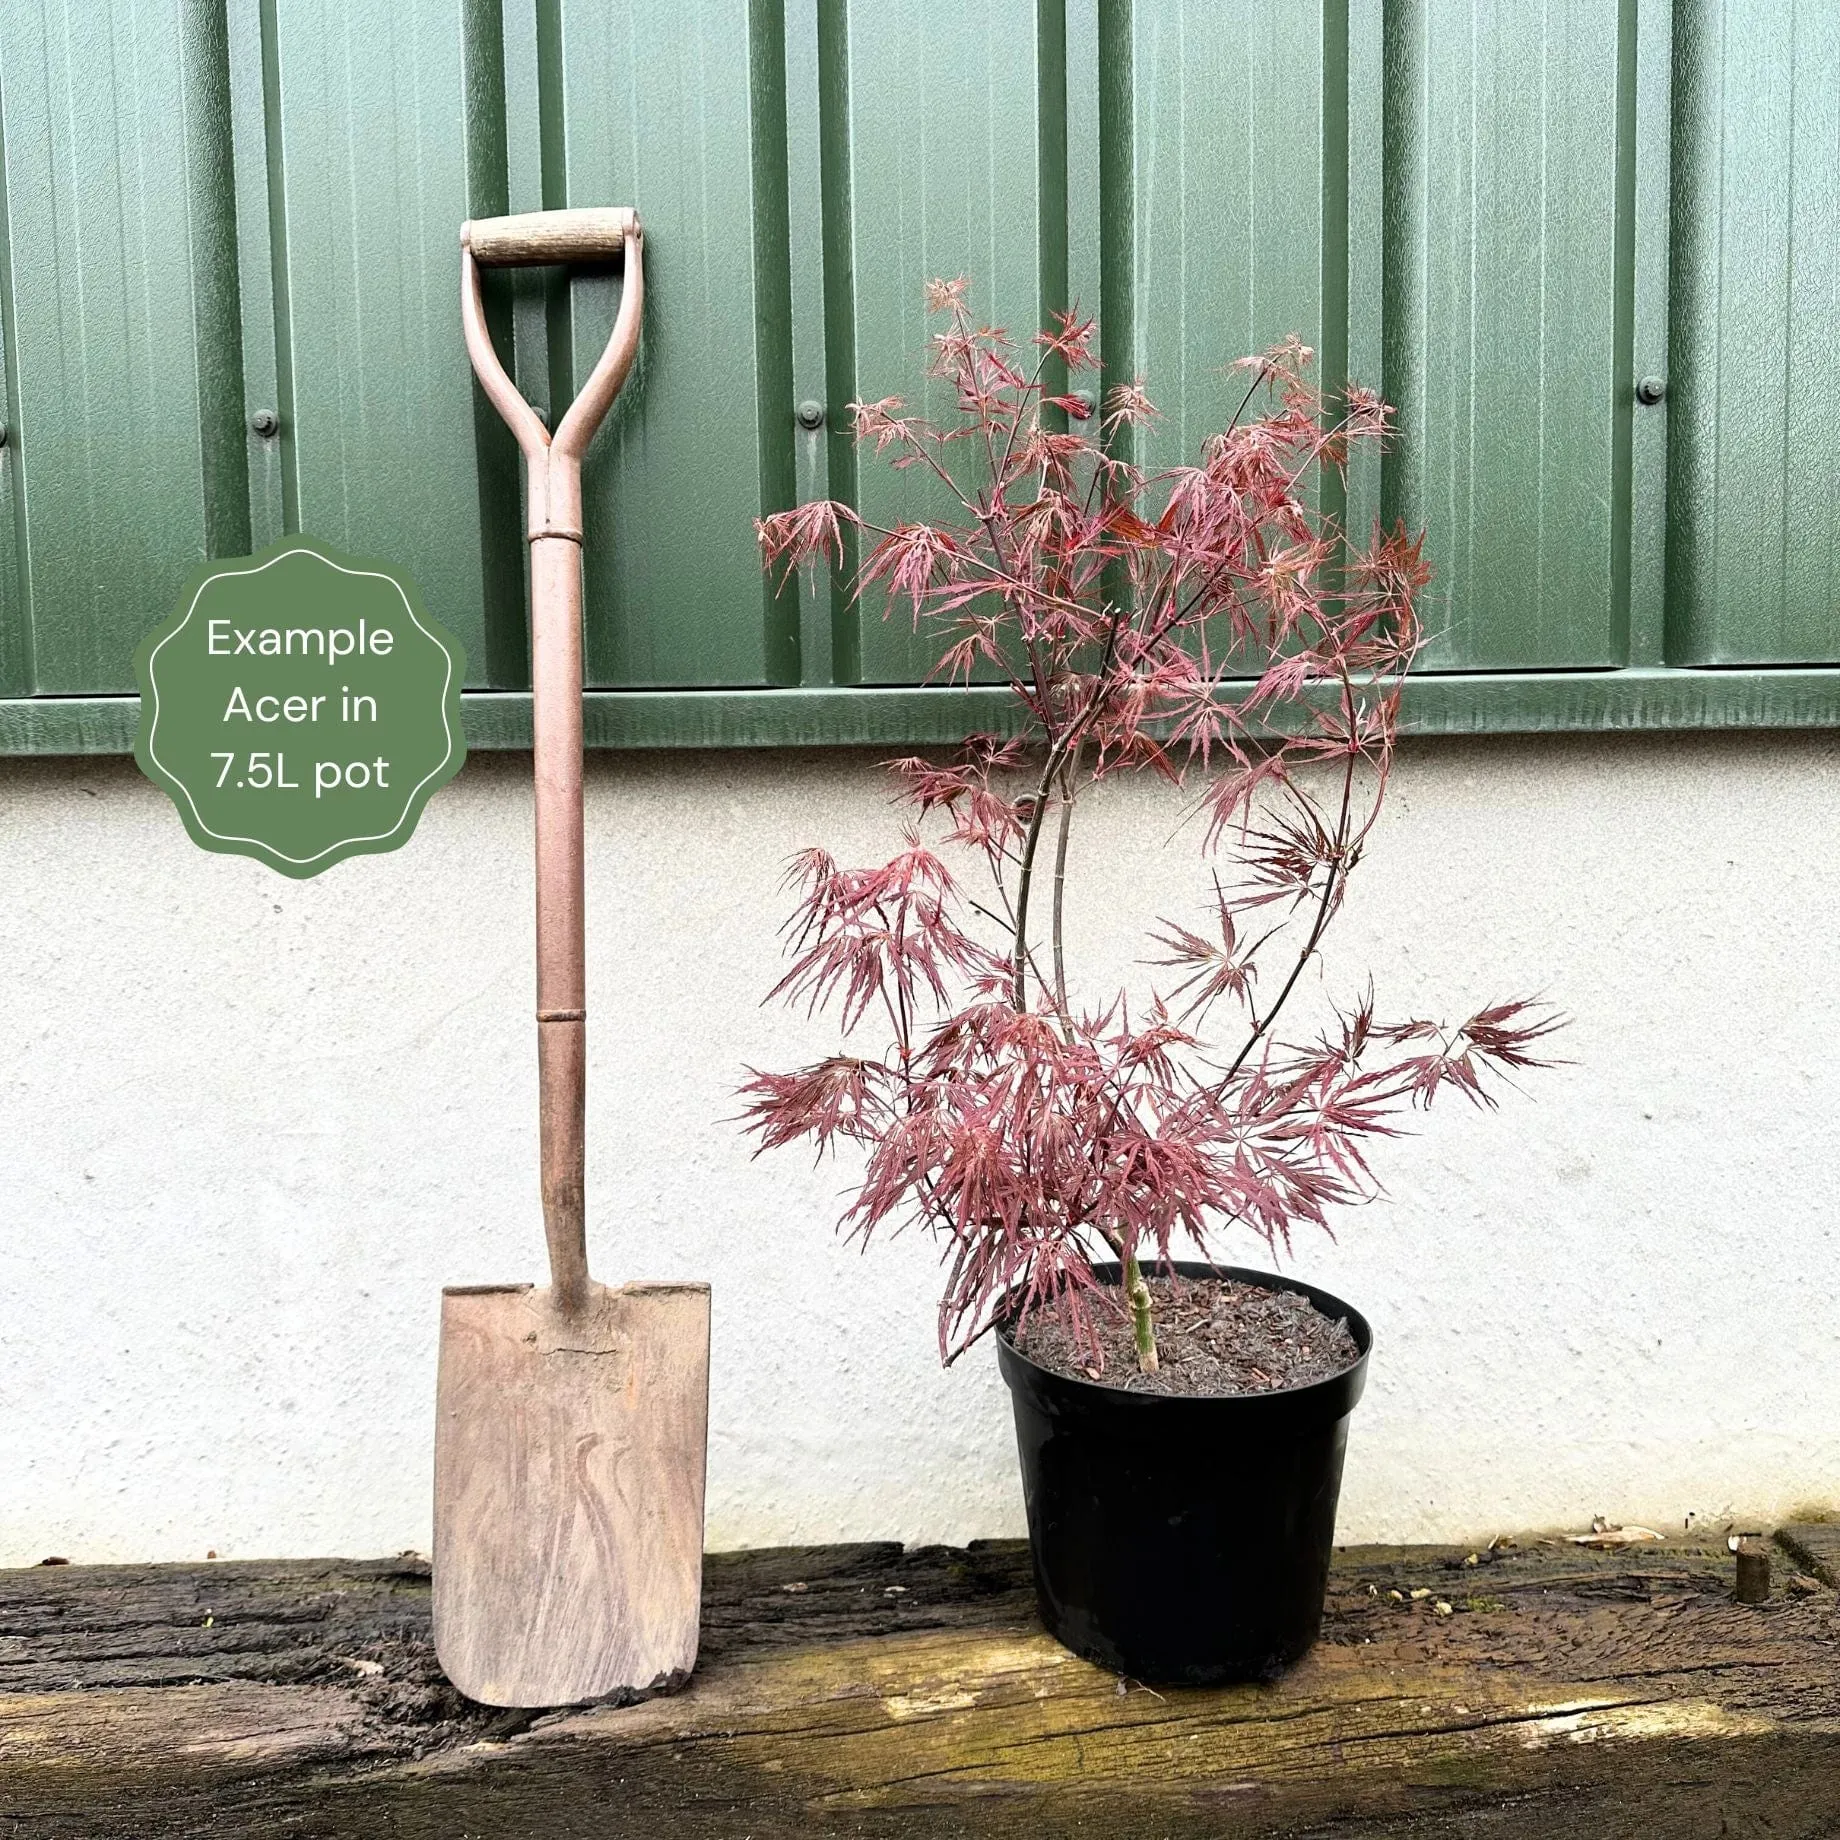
[{"left": 995, "top": 1259, "right": 1371, "bottom": 1406}]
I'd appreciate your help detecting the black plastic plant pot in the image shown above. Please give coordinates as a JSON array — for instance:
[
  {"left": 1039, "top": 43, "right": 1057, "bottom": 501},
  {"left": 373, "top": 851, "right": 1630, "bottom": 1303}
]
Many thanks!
[{"left": 995, "top": 1262, "right": 1371, "bottom": 1685}]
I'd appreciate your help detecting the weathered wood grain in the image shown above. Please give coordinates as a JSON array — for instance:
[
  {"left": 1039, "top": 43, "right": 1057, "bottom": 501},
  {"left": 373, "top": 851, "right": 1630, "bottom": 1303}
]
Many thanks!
[
  {"left": 2, "top": 1534, "right": 1836, "bottom": 1837},
  {"left": 1780, "top": 1521, "right": 1840, "bottom": 1588},
  {"left": 462, "top": 207, "right": 637, "bottom": 267},
  {"left": 432, "top": 1280, "right": 711, "bottom": 1706}
]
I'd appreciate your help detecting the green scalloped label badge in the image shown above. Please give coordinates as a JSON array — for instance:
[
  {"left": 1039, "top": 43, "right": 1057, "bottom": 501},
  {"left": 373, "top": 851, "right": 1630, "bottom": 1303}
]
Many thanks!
[{"left": 133, "top": 538, "right": 466, "bottom": 878}]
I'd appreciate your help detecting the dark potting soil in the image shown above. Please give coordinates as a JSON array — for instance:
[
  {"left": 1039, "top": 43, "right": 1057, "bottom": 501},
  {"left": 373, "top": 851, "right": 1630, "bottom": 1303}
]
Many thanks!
[{"left": 1013, "top": 1274, "right": 1359, "bottom": 1397}]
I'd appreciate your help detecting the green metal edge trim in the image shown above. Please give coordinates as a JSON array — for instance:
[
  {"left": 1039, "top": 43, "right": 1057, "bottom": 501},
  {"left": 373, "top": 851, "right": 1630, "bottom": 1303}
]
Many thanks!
[{"left": 9, "top": 669, "right": 1840, "bottom": 758}]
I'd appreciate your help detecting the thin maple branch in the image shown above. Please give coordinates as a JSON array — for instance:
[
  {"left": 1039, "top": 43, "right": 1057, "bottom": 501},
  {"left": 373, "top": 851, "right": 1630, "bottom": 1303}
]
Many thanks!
[
  {"left": 1050, "top": 760, "right": 1075, "bottom": 1026},
  {"left": 1219, "top": 662, "right": 1362, "bottom": 1088}
]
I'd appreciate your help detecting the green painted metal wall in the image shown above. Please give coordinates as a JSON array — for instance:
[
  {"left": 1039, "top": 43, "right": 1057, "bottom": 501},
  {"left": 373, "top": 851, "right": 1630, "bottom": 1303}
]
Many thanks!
[
  {"left": 1381, "top": 0, "right": 1633, "bottom": 672},
  {"left": 0, "top": 0, "right": 1836, "bottom": 744},
  {"left": 1670, "top": 0, "right": 1840, "bottom": 666}
]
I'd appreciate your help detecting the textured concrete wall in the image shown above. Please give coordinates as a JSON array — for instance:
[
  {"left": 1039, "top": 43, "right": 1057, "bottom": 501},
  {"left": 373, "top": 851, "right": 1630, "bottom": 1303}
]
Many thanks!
[{"left": 2, "top": 733, "right": 1835, "bottom": 1564}]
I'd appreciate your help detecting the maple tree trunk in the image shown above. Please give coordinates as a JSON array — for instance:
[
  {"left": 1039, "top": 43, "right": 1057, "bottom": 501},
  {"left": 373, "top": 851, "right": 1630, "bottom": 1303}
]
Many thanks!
[{"left": 1125, "top": 1253, "right": 1160, "bottom": 1372}]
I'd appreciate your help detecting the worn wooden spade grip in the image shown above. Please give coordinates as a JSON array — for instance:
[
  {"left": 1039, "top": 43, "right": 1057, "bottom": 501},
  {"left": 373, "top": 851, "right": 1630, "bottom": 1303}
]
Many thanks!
[
  {"left": 463, "top": 207, "right": 638, "bottom": 268},
  {"left": 436, "top": 209, "right": 711, "bottom": 1709}
]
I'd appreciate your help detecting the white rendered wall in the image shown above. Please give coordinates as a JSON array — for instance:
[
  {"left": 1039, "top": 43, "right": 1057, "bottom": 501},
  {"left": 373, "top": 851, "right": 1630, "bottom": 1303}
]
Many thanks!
[{"left": 1, "top": 733, "right": 1835, "bottom": 1565}]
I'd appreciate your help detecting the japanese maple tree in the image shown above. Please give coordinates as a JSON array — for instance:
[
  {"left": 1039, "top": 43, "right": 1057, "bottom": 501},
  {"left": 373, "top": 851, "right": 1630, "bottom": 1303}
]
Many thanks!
[{"left": 742, "top": 280, "right": 1554, "bottom": 1374}]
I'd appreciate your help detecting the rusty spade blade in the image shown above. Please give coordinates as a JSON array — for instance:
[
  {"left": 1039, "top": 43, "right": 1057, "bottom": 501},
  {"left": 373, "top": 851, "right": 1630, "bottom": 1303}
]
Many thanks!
[{"left": 436, "top": 209, "right": 710, "bottom": 1708}]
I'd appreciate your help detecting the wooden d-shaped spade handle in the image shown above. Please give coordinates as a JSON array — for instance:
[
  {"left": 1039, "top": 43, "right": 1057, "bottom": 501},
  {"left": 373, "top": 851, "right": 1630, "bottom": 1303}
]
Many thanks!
[{"left": 460, "top": 211, "right": 644, "bottom": 1313}]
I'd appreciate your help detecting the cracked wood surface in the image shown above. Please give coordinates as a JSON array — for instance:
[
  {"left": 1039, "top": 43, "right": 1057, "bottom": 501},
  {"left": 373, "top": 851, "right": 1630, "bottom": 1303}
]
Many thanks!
[{"left": 2, "top": 1531, "right": 1838, "bottom": 1837}]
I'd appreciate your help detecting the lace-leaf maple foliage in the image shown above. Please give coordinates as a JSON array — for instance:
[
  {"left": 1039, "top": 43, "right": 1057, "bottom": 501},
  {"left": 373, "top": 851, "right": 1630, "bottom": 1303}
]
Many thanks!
[{"left": 741, "top": 281, "right": 1557, "bottom": 1373}]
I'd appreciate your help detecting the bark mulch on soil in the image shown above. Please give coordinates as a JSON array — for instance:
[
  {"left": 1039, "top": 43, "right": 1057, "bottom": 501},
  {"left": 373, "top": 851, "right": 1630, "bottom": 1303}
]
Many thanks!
[{"left": 1014, "top": 1272, "right": 1359, "bottom": 1397}]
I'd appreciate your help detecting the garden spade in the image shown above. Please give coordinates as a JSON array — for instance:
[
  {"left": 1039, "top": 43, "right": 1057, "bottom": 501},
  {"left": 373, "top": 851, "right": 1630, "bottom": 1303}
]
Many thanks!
[{"left": 435, "top": 208, "right": 710, "bottom": 1709}]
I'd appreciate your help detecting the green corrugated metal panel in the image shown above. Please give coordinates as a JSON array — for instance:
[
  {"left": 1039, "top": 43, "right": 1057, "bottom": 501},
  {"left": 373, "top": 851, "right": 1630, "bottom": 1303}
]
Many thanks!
[
  {"left": 1119, "top": 2, "right": 1329, "bottom": 471},
  {"left": 2, "top": 0, "right": 1839, "bottom": 748},
  {"left": 1105, "top": 0, "right": 1333, "bottom": 665},
  {"left": 1380, "top": 0, "right": 1634, "bottom": 672},
  {"left": 0, "top": 0, "right": 247, "bottom": 695},
  {"left": 553, "top": 0, "right": 798, "bottom": 688},
  {"left": 264, "top": 0, "right": 518, "bottom": 693},
  {"left": 0, "top": 0, "right": 802, "bottom": 700},
  {"left": 822, "top": 0, "right": 1052, "bottom": 686},
  {"left": 1670, "top": 0, "right": 1840, "bottom": 666}
]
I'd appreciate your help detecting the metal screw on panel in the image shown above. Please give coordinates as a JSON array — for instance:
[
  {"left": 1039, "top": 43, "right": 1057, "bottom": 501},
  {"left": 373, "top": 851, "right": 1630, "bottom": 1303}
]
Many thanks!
[
  {"left": 1070, "top": 389, "right": 1097, "bottom": 418},
  {"left": 0, "top": 422, "right": 9, "bottom": 449},
  {"left": 795, "top": 400, "right": 826, "bottom": 431},
  {"left": 251, "top": 409, "right": 280, "bottom": 437},
  {"left": 1635, "top": 376, "right": 1667, "bottom": 406},
  {"left": 1734, "top": 1534, "right": 1771, "bottom": 1604}
]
